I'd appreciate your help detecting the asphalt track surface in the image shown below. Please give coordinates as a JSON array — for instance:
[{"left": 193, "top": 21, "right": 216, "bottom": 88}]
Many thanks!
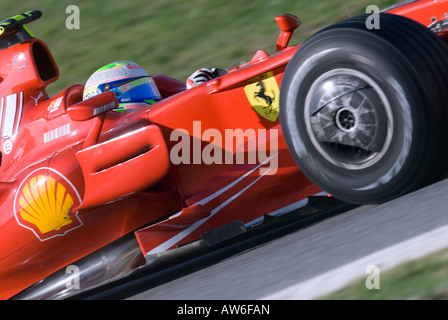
[{"left": 84, "top": 177, "right": 448, "bottom": 300}]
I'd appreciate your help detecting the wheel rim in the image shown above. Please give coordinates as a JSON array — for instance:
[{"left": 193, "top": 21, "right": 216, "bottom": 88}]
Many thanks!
[{"left": 304, "top": 68, "right": 393, "bottom": 170}]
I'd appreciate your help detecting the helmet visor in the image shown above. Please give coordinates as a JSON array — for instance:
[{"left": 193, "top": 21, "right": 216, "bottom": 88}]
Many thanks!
[{"left": 111, "top": 77, "right": 162, "bottom": 104}]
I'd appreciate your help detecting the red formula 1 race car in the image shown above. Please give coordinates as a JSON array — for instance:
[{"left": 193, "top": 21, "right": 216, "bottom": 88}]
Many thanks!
[{"left": 2, "top": 0, "right": 448, "bottom": 299}]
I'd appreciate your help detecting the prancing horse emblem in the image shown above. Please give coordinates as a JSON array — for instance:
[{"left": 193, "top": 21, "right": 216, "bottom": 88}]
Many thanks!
[
  {"left": 243, "top": 73, "right": 280, "bottom": 122},
  {"left": 254, "top": 81, "right": 275, "bottom": 111}
]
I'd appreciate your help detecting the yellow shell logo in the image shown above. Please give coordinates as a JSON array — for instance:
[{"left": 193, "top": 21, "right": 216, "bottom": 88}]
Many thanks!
[
  {"left": 18, "top": 175, "right": 74, "bottom": 234},
  {"left": 14, "top": 168, "right": 82, "bottom": 240}
]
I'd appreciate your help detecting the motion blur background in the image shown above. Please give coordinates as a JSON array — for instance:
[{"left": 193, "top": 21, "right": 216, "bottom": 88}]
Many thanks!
[{"left": 0, "top": 0, "right": 399, "bottom": 96}]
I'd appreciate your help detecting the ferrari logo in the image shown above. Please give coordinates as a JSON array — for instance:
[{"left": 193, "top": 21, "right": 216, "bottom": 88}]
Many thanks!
[
  {"left": 14, "top": 168, "right": 83, "bottom": 241},
  {"left": 244, "top": 73, "right": 280, "bottom": 122}
]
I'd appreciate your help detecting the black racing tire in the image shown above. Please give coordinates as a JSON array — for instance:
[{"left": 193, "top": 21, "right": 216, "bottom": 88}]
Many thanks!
[{"left": 280, "top": 13, "right": 448, "bottom": 205}]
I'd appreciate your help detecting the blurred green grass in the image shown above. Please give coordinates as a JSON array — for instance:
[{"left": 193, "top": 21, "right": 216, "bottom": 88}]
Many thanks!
[
  {"left": 321, "top": 247, "right": 448, "bottom": 300},
  {"left": 0, "top": 0, "right": 399, "bottom": 95}
]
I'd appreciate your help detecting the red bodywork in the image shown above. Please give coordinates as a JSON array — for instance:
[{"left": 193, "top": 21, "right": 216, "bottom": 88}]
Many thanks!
[{"left": 0, "top": 1, "right": 446, "bottom": 299}]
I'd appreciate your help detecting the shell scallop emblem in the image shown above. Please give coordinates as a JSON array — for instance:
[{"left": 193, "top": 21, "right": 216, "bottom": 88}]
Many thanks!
[{"left": 14, "top": 168, "right": 83, "bottom": 241}]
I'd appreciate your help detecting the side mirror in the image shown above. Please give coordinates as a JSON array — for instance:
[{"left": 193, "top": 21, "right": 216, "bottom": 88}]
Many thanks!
[
  {"left": 275, "top": 14, "right": 301, "bottom": 52},
  {"left": 67, "top": 91, "right": 118, "bottom": 121}
]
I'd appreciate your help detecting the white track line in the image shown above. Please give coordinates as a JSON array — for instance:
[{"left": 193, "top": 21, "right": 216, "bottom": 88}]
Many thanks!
[{"left": 261, "top": 223, "right": 448, "bottom": 300}]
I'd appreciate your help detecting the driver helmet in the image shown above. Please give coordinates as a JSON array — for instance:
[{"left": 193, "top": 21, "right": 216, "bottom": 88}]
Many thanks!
[{"left": 83, "top": 60, "right": 162, "bottom": 113}]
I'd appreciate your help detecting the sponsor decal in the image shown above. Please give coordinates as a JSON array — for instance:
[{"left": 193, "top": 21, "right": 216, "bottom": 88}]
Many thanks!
[
  {"left": 13, "top": 53, "right": 26, "bottom": 70},
  {"left": 30, "top": 92, "right": 44, "bottom": 106},
  {"left": 47, "top": 97, "right": 63, "bottom": 113},
  {"left": 44, "top": 123, "right": 71, "bottom": 143},
  {"left": 93, "top": 101, "right": 116, "bottom": 116},
  {"left": 2, "top": 140, "right": 12, "bottom": 154},
  {"left": 14, "top": 168, "right": 83, "bottom": 241},
  {"left": 244, "top": 72, "right": 280, "bottom": 122}
]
